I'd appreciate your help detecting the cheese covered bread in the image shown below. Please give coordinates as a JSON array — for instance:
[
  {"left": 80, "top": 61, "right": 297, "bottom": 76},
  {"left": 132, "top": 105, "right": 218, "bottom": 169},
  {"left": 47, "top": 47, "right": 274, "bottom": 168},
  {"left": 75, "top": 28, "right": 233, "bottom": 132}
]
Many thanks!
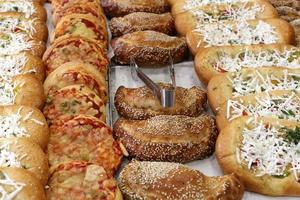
[
  {"left": 120, "top": 160, "right": 244, "bottom": 200},
  {"left": 194, "top": 44, "right": 300, "bottom": 84},
  {"left": 216, "top": 117, "right": 300, "bottom": 196},
  {"left": 115, "top": 83, "right": 207, "bottom": 120},
  {"left": 207, "top": 68, "right": 300, "bottom": 112},
  {"left": 175, "top": 1, "right": 278, "bottom": 36},
  {"left": 47, "top": 162, "right": 122, "bottom": 200},
  {"left": 186, "top": 18, "right": 295, "bottom": 55},
  {"left": 48, "top": 115, "right": 123, "bottom": 176}
]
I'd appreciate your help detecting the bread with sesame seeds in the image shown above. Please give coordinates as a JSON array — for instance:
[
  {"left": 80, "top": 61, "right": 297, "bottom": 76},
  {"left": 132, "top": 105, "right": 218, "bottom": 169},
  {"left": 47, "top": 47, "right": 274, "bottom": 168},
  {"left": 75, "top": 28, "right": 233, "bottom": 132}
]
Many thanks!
[
  {"left": 113, "top": 114, "right": 218, "bottom": 163},
  {"left": 114, "top": 83, "right": 207, "bottom": 120},
  {"left": 119, "top": 160, "right": 244, "bottom": 200}
]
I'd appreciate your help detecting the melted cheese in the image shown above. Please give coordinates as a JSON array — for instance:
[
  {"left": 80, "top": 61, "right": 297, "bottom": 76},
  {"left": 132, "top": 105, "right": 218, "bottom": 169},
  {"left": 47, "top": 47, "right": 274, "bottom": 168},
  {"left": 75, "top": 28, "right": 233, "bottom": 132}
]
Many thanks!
[
  {"left": 215, "top": 48, "right": 300, "bottom": 72},
  {"left": 0, "top": 171, "right": 25, "bottom": 200},
  {"left": 0, "top": 18, "right": 36, "bottom": 36},
  {"left": 0, "top": 33, "right": 33, "bottom": 55},
  {"left": 0, "top": 1, "right": 36, "bottom": 18},
  {"left": 239, "top": 122, "right": 300, "bottom": 180},
  {"left": 195, "top": 20, "right": 278, "bottom": 47},
  {"left": 183, "top": 0, "right": 246, "bottom": 10}
]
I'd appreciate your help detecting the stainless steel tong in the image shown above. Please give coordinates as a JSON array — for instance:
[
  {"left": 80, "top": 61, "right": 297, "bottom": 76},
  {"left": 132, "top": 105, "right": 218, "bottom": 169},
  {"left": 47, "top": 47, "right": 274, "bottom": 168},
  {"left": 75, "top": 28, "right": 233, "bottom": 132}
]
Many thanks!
[{"left": 130, "top": 58, "right": 176, "bottom": 108}]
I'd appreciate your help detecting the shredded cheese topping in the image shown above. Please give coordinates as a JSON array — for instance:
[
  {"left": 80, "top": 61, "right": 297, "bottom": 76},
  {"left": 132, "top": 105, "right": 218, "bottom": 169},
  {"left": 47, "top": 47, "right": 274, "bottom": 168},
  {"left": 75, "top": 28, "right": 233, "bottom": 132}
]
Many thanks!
[
  {"left": 0, "top": 1, "right": 36, "bottom": 18},
  {"left": 0, "top": 33, "right": 33, "bottom": 55},
  {"left": 194, "top": 20, "right": 278, "bottom": 48},
  {"left": 0, "top": 143, "right": 21, "bottom": 168},
  {"left": 239, "top": 122, "right": 300, "bottom": 180},
  {"left": 230, "top": 70, "right": 300, "bottom": 97},
  {"left": 0, "top": 78, "right": 16, "bottom": 106},
  {"left": 214, "top": 48, "right": 300, "bottom": 72},
  {"left": 227, "top": 92, "right": 300, "bottom": 121},
  {"left": 0, "top": 54, "right": 29, "bottom": 78},
  {"left": 183, "top": 0, "right": 246, "bottom": 10},
  {"left": 0, "top": 18, "right": 36, "bottom": 36},
  {"left": 0, "top": 171, "right": 25, "bottom": 200}
]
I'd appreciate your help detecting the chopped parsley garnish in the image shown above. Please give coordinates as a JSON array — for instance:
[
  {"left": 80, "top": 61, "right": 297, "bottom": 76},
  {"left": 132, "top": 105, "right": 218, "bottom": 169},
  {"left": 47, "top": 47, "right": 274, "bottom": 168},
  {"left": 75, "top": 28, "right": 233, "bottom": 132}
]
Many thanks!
[
  {"left": 287, "top": 51, "right": 300, "bottom": 63},
  {"left": 284, "top": 127, "right": 300, "bottom": 145}
]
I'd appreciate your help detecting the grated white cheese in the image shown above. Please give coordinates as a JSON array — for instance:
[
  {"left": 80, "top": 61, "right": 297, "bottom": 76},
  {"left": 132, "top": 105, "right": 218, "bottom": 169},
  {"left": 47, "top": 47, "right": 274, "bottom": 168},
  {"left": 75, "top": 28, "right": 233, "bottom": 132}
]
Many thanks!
[
  {"left": 227, "top": 92, "right": 300, "bottom": 121},
  {"left": 230, "top": 70, "right": 300, "bottom": 97},
  {"left": 239, "top": 122, "right": 300, "bottom": 180},
  {"left": 0, "top": 18, "right": 36, "bottom": 36},
  {"left": 194, "top": 20, "right": 278, "bottom": 48},
  {"left": 0, "top": 33, "right": 33, "bottom": 55},
  {"left": 0, "top": 54, "right": 28, "bottom": 79},
  {"left": 0, "top": 112, "right": 28, "bottom": 138},
  {"left": 0, "top": 171, "right": 25, "bottom": 200},
  {"left": 0, "top": 1, "right": 36, "bottom": 18},
  {"left": 0, "top": 78, "right": 16, "bottom": 106},
  {"left": 183, "top": 0, "right": 246, "bottom": 10},
  {"left": 214, "top": 48, "right": 300, "bottom": 72},
  {"left": 0, "top": 143, "right": 21, "bottom": 168}
]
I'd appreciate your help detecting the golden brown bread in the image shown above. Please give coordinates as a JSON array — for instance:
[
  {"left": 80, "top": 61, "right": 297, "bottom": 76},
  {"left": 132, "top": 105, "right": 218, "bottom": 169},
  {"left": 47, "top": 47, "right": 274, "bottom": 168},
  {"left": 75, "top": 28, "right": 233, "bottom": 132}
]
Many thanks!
[
  {"left": 115, "top": 83, "right": 207, "bottom": 120},
  {"left": 113, "top": 115, "right": 218, "bottom": 163},
  {"left": 111, "top": 30, "right": 188, "bottom": 65},
  {"left": 120, "top": 160, "right": 244, "bottom": 200},
  {"left": 216, "top": 117, "right": 300, "bottom": 196},
  {"left": 186, "top": 18, "right": 295, "bottom": 55},
  {"left": 109, "top": 12, "right": 175, "bottom": 38},
  {"left": 101, "top": 0, "right": 170, "bottom": 18}
]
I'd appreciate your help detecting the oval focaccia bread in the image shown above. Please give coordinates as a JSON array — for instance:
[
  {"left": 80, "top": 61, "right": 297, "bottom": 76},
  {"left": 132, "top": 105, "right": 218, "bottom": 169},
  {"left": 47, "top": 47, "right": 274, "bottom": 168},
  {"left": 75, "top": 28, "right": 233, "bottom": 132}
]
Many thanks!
[
  {"left": 115, "top": 83, "right": 207, "bottom": 120},
  {"left": 0, "top": 12, "right": 48, "bottom": 41},
  {"left": 0, "top": 0, "right": 47, "bottom": 22},
  {"left": 51, "top": 14, "right": 108, "bottom": 49},
  {"left": 216, "top": 90, "right": 300, "bottom": 130},
  {"left": 216, "top": 117, "right": 300, "bottom": 196},
  {"left": 44, "top": 61, "right": 107, "bottom": 101},
  {"left": 52, "top": 2, "right": 104, "bottom": 26},
  {"left": 175, "top": 1, "right": 278, "bottom": 36},
  {"left": 47, "top": 162, "right": 122, "bottom": 200},
  {"left": 0, "top": 74, "right": 44, "bottom": 109},
  {"left": 0, "top": 32, "right": 46, "bottom": 57},
  {"left": 0, "top": 138, "right": 48, "bottom": 185},
  {"left": 111, "top": 30, "right": 188, "bottom": 65},
  {"left": 194, "top": 44, "right": 300, "bottom": 84},
  {"left": 101, "top": 0, "right": 170, "bottom": 18},
  {"left": 120, "top": 160, "right": 244, "bottom": 200},
  {"left": 113, "top": 115, "right": 218, "bottom": 163},
  {"left": 207, "top": 68, "right": 300, "bottom": 112},
  {"left": 43, "top": 36, "right": 108, "bottom": 75},
  {"left": 0, "top": 167, "right": 46, "bottom": 200},
  {"left": 186, "top": 18, "right": 295, "bottom": 55},
  {"left": 0, "top": 105, "right": 49, "bottom": 150},
  {"left": 0, "top": 53, "right": 45, "bottom": 82},
  {"left": 48, "top": 115, "right": 123, "bottom": 176},
  {"left": 43, "top": 85, "right": 106, "bottom": 125},
  {"left": 51, "top": 0, "right": 100, "bottom": 12}
]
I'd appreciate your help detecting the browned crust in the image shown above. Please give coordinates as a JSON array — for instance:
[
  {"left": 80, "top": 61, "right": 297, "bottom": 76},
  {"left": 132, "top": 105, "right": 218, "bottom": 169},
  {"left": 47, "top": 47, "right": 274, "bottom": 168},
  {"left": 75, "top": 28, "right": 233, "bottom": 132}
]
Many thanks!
[
  {"left": 101, "top": 0, "right": 170, "bottom": 18},
  {"left": 114, "top": 84, "right": 207, "bottom": 120},
  {"left": 113, "top": 115, "right": 218, "bottom": 163},
  {"left": 216, "top": 117, "right": 300, "bottom": 196},
  {"left": 111, "top": 30, "right": 187, "bottom": 65},
  {"left": 109, "top": 12, "right": 175, "bottom": 38}
]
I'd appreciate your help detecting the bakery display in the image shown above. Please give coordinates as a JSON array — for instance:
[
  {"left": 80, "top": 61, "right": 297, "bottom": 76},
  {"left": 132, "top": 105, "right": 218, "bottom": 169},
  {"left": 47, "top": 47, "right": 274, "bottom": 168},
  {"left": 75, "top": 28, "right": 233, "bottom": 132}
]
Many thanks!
[
  {"left": 47, "top": 161, "right": 122, "bottom": 200},
  {"left": 216, "top": 117, "right": 300, "bottom": 196},
  {"left": 114, "top": 115, "right": 217, "bottom": 163},
  {"left": 120, "top": 160, "right": 244, "bottom": 200}
]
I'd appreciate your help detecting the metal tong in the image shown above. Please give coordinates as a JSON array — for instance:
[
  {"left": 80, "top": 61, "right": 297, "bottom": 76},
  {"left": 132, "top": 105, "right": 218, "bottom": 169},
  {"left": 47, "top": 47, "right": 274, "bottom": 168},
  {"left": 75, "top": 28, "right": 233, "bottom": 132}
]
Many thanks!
[{"left": 130, "top": 58, "right": 176, "bottom": 108}]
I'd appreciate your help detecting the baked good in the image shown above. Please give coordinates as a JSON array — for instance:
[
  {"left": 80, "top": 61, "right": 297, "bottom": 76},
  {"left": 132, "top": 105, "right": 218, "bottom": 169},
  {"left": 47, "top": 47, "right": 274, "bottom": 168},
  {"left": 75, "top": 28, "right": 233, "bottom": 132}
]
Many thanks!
[
  {"left": 113, "top": 114, "right": 217, "bottom": 163},
  {"left": 0, "top": 74, "right": 44, "bottom": 109},
  {"left": 275, "top": 6, "right": 300, "bottom": 22},
  {"left": 0, "top": 32, "right": 46, "bottom": 57},
  {"left": 0, "top": 105, "right": 49, "bottom": 150},
  {"left": 111, "top": 30, "right": 187, "bottom": 65},
  {"left": 216, "top": 117, "right": 300, "bottom": 196},
  {"left": 0, "top": 12, "right": 48, "bottom": 41},
  {"left": 43, "top": 85, "right": 106, "bottom": 125},
  {"left": 0, "top": 0, "right": 47, "bottom": 22},
  {"left": 0, "top": 52, "right": 45, "bottom": 82},
  {"left": 52, "top": 2, "right": 104, "bottom": 26},
  {"left": 47, "top": 162, "right": 122, "bottom": 200},
  {"left": 207, "top": 68, "right": 300, "bottom": 112},
  {"left": 0, "top": 138, "right": 48, "bottom": 185},
  {"left": 43, "top": 36, "right": 108, "bottom": 75},
  {"left": 291, "top": 19, "right": 300, "bottom": 47},
  {"left": 0, "top": 167, "right": 46, "bottom": 200},
  {"left": 120, "top": 160, "right": 244, "bottom": 200},
  {"left": 51, "top": 0, "right": 101, "bottom": 12},
  {"left": 51, "top": 14, "right": 108, "bottom": 49},
  {"left": 269, "top": 0, "right": 300, "bottom": 8},
  {"left": 186, "top": 18, "right": 295, "bottom": 55},
  {"left": 101, "top": 0, "right": 170, "bottom": 18},
  {"left": 216, "top": 90, "right": 300, "bottom": 129},
  {"left": 109, "top": 12, "right": 175, "bottom": 38},
  {"left": 48, "top": 114, "right": 123, "bottom": 175},
  {"left": 115, "top": 83, "right": 207, "bottom": 120},
  {"left": 194, "top": 44, "right": 300, "bottom": 84},
  {"left": 175, "top": 1, "right": 278, "bottom": 36},
  {"left": 44, "top": 61, "right": 107, "bottom": 101}
]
